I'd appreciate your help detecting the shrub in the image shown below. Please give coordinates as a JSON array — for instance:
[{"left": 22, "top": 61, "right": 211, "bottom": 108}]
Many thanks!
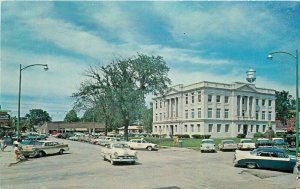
[
  {"left": 192, "top": 134, "right": 211, "bottom": 139},
  {"left": 254, "top": 132, "right": 265, "bottom": 138},
  {"left": 237, "top": 134, "right": 246, "bottom": 138},
  {"left": 174, "top": 134, "right": 190, "bottom": 138}
]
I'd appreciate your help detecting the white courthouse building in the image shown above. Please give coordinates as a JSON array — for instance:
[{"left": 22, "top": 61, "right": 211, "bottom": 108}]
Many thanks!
[{"left": 152, "top": 81, "right": 276, "bottom": 138}]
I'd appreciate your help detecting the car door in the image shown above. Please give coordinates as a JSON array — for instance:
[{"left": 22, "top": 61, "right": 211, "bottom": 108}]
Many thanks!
[
  {"left": 269, "top": 151, "right": 292, "bottom": 171},
  {"left": 256, "top": 151, "right": 273, "bottom": 169}
]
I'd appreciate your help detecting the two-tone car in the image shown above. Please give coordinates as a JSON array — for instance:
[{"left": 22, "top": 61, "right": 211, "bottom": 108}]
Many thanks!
[
  {"left": 234, "top": 147, "right": 297, "bottom": 172},
  {"left": 237, "top": 139, "right": 256, "bottom": 151},
  {"left": 101, "top": 142, "right": 138, "bottom": 165},
  {"left": 21, "top": 140, "right": 69, "bottom": 158},
  {"left": 200, "top": 139, "right": 216, "bottom": 153},
  {"left": 127, "top": 138, "right": 158, "bottom": 151},
  {"left": 219, "top": 140, "right": 238, "bottom": 151}
]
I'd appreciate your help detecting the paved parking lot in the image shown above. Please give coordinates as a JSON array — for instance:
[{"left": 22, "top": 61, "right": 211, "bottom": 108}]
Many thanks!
[{"left": 0, "top": 137, "right": 299, "bottom": 189}]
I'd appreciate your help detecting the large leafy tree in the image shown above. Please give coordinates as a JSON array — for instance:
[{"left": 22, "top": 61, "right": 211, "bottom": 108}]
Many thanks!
[
  {"left": 275, "top": 90, "right": 295, "bottom": 125},
  {"left": 139, "top": 103, "right": 153, "bottom": 133},
  {"left": 64, "top": 109, "right": 80, "bottom": 122},
  {"left": 25, "top": 109, "right": 52, "bottom": 127},
  {"left": 73, "top": 53, "right": 171, "bottom": 140}
]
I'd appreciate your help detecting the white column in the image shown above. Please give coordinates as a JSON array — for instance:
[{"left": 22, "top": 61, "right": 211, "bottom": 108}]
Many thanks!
[
  {"left": 252, "top": 97, "right": 256, "bottom": 119},
  {"left": 239, "top": 95, "right": 243, "bottom": 117}
]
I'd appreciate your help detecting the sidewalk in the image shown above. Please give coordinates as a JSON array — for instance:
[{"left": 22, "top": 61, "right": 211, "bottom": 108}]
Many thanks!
[{"left": 0, "top": 145, "right": 19, "bottom": 168}]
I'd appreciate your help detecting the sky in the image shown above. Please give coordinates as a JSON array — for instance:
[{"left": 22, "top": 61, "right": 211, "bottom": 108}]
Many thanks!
[{"left": 1, "top": 1, "right": 300, "bottom": 121}]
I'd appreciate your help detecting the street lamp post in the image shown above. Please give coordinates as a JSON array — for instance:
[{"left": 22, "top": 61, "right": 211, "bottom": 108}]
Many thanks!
[
  {"left": 17, "top": 64, "right": 48, "bottom": 140},
  {"left": 267, "top": 50, "right": 299, "bottom": 159}
]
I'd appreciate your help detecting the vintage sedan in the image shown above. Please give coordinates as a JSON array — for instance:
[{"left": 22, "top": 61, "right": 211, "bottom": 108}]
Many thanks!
[
  {"left": 200, "top": 139, "right": 216, "bottom": 153},
  {"left": 255, "top": 138, "right": 273, "bottom": 148},
  {"left": 237, "top": 139, "right": 256, "bottom": 150},
  {"left": 21, "top": 140, "right": 69, "bottom": 158},
  {"left": 101, "top": 142, "right": 138, "bottom": 165},
  {"left": 234, "top": 148, "right": 297, "bottom": 172},
  {"left": 127, "top": 138, "right": 158, "bottom": 151},
  {"left": 219, "top": 140, "right": 238, "bottom": 151},
  {"left": 272, "top": 138, "right": 288, "bottom": 149}
]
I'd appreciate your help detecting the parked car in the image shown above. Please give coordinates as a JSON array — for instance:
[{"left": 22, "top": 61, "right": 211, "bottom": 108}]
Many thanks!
[
  {"left": 219, "top": 140, "right": 238, "bottom": 151},
  {"left": 68, "top": 133, "right": 84, "bottom": 141},
  {"left": 237, "top": 139, "right": 256, "bottom": 151},
  {"left": 101, "top": 142, "right": 138, "bottom": 165},
  {"left": 97, "top": 137, "right": 121, "bottom": 146},
  {"left": 272, "top": 138, "right": 288, "bottom": 149},
  {"left": 200, "top": 139, "right": 216, "bottom": 153},
  {"left": 127, "top": 138, "right": 158, "bottom": 151},
  {"left": 234, "top": 147, "right": 297, "bottom": 172},
  {"left": 255, "top": 138, "right": 273, "bottom": 148},
  {"left": 21, "top": 140, "right": 69, "bottom": 158}
]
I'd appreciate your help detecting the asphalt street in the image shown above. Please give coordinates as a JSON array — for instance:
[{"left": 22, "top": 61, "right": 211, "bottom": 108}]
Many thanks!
[{"left": 0, "top": 137, "right": 299, "bottom": 189}]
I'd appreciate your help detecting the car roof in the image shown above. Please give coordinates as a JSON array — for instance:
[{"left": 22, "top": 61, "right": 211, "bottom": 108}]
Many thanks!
[{"left": 254, "top": 147, "right": 285, "bottom": 153}]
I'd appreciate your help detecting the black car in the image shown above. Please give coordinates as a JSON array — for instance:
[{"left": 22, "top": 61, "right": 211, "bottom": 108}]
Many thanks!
[{"left": 255, "top": 139, "right": 273, "bottom": 148}]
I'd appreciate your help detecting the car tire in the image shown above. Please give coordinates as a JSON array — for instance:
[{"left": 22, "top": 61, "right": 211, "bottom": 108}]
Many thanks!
[
  {"left": 38, "top": 151, "right": 45, "bottom": 158},
  {"left": 59, "top": 149, "right": 64, "bottom": 155},
  {"left": 246, "top": 163, "right": 257, "bottom": 169},
  {"left": 131, "top": 161, "right": 136, "bottom": 165},
  {"left": 103, "top": 155, "right": 106, "bottom": 161},
  {"left": 201, "top": 150, "right": 204, "bottom": 153},
  {"left": 147, "top": 146, "right": 153, "bottom": 151}
]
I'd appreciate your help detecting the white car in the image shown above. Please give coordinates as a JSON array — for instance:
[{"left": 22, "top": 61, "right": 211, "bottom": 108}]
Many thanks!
[
  {"left": 127, "top": 139, "right": 158, "bottom": 151},
  {"left": 219, "top": 140, "right": 238, "bottom": 151},
  {"left": 237, "top": 139, "right": 256, "bottom": 150},
  {"left": 101, "top": 142, "right": 137, "bottom": 165},
  {"left": 200, "top": 139, "right": 216, "bottom": 153}
]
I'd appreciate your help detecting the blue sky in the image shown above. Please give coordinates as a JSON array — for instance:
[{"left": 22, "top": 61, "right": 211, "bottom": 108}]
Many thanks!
[{"left": 1, "top": 1, "right": 300, "bottom": 121}]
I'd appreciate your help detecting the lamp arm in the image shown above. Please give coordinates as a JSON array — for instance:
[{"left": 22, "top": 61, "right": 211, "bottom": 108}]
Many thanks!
[
  {"left": 21, "top": 64, "right": 48, "bottom": 71},
  {"left": 269, "top": 51, "right": 296, "bottom": 59}
]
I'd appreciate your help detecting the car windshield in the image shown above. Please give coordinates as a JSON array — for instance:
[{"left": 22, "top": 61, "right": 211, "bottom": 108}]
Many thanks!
[
  {"left": 241, "top": 140, "right": 252, "bottom": 143},
  {"left": 113, "top": 143, "right": 130, "bottom": 148},
  {"left": 202, "top": 140, "right": 214, "bottom": 144},
  {"left": 258, "top": 139, "right": 270, "bottom": 143},
  {"left": 223, "top": 140, "right": 234, "bottom": 144},
  {"left": 273, "top": 139, "right": 284, "bottom": 144}
]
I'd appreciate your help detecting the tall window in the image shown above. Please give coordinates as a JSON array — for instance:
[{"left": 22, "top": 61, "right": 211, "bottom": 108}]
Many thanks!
[
  {"left": 155, "top": 126, "right": 157, "bottom": 132},
  {"left": 216, "top": 95, "right": 221, "bottom": 103},
  {"left": 175, "top": 125, "right": 177, "bottom": 132},
  {"left": 262, "top": 111, "right": 266, "bottom": 120},
  {"left": 268, "top": 100, "right": 272, "bottom": 106},
  {"left": 197, "top": 124, "right": 200, "bottom": 132},
  {"left": 184, "top": 125, "right": 188, "bottom": 132},
  {"left": 256, "top": 125, "right": 259, "bottom": 132},
  {"left": 198, "top": 108, "right": 201, "bottom": 118},
  {"left": 155, "top": 114, "right": 158, "bottom": 121},
  {"left": 191, "top": 93, "right": 195, "bottom": 103},
  {"left": 256, "top": 111, "right": 259, "bottom": 120},
  {"left": 191, "top": 124, "right": 194, "bottom": 132},
  {"left": 159, "top": 113, "right": 162, "bottom": 121},
  {"left": 185, "top": 94, "right": 188, "bottom": 104},
  {"left": 191, "top": 109, "right": 195, "bottom": 119},
  {"left": 185, "top": 110, "right": 188, "bottom": 119},
  {"left": 208, "top": 95, "right": 212, "bottom": 102},
  {"left": 159, "top": 100, "right": 162, "bottom": 108},
  {"left": 256, "top": 99, "right": 259, "bottom": 105},
  {"left": 155, "top": 101, "right": 158, "bottom": 109},
  {"left": 208, "top": 108, "right": 212, "bottom": 118},
  {"left": 263, "top": 125, "right": 266, "bottom": 132},
  {"left": 262, "top": 99, "right": 265, "bottom": 106},
  {"left": 238, "top": 124, "right": 241, "bottom": 132},
  {"left": 268, "top": 111, "right": 272, "bottom": 120},
  {"left": 225, "top": 124, "right": 229, "bottom": 132},
  {"left": 225, "top": 109, "right": 229, "bottom": 119},
  {"left": 225, "top": 96, "right": 229, "bottom": 103},
  {"left": 216, "top": 108, "right": 221, "bottom": 118},
  {"left": 250, "top": 125, "right": 253, "bottom": 132},
  {"left": 242, "top": 97, "right": 245, "bottom": 105},
  {"left": 198, "top": 91, "right": 201, "bottom": 102},
  {"left": 217, "top": 124, "right": 221, "bottom": 132},
  {"left": 208, "top": 124, "right": 213, "bottom": 133}
]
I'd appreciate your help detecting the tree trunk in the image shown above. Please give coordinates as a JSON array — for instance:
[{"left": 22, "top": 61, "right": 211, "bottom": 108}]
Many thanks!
[{"left": 124, "top": 117, "right": 129, "bottom": 141}]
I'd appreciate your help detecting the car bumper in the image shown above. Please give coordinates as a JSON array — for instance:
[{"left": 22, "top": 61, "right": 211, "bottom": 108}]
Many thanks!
[{"left": 112, "top": 157, "right": 137, "bottom": 162}]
